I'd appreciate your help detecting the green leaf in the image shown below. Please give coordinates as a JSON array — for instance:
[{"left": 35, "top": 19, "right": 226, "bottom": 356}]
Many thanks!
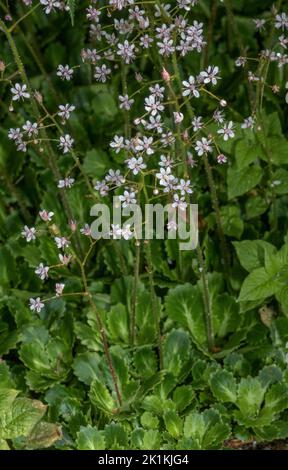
[
  {"left": 67, "top": 0, "right": 76, "bottom": 26},
  {"left": 0, "top": 389, "right": 46, "bottom": 440},
  {"left": 233, "top": 240, "right": 276, "bottom": 272},
  {"left": 164, "top": 410, "right": 183, "bottom": 438},
  {"left": 210, "top": 370, "right": 237, "bottom": 403},
  {"left": 73, "top": 352, "right": 102, "bottom": 385},
  {"left": 77, "top": 426, "right": 106, "bottom": 450},
  {"left": 107, "top": 304, "right": 129, "bottom": 344},
  {"left": 238, "top": 267, "right": 280, "bottom": 302},
  {"left": 140, "top": 412, "right": 159, "bottom": 430},
  {"left": 165, "top": 285, "right": 206, "bottom": 347},
  {"left": 89, "top": 380, "right": 117, "bottom": 414},
  {"left": 227, "top": 165, "right": 263, "bottom": 199},
  {"left": 104, "top": 423, "right": 127, "bottom": 450},
  {"left": 24, "top": 422, "right": 62, "bottom": 449},
  {"left": 236, "top": 377, "right": 265, "bottom": 419},
  {"left": 183, "top": 409, "right": 230, "bottom": 449},
  {"left": 220, "top": 205, "right": 244, "bottom": 239}
]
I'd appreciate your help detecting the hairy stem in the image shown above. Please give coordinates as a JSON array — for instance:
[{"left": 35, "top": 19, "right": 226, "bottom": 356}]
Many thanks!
[
  {"left": 144, "top": 241, "right": 163, "bottom": 369},
  {"left": 197, "top": 244, "right": 214, "bottom": 351}
]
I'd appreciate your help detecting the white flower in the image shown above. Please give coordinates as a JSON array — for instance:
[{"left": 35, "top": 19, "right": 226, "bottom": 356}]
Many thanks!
[
  {"left": 167, "top": 220, "right": 178, "bottom": 231},
  {"left": 135, "top": 136, "right": 154, "bottom": 155},
  {"left": 200, "top": 66, "right": 220, "bottom": 86},
  {"left": 126, "top": 157, "right": 147, "bottom": 175},
  {"left": 58, "top": 104, "right": 75, "bottom": 121},
  {"left": 172, "top": 194, "right": 187, "bottom": 211},
  {"left": 144, "top": 95, "right": 164, "bottom": 116},
  {"left": 57, "top": 64, "right": 74, "bottom": 81},
  {"left": 35, "top": 263, "right": 49, "bottom": 281},
  {"left": 11, "top": 83, "right": 30, "bottom": 101},
  {"left": 111, "top": 224, "right": 122, "bottom": 239},
  {"left": 156, "top": 167, "right": 174, "bottom": 186},
  {"left": 21, "top": 225, "right": 36, "bottom": 242},
  {"left": 59, "top": 134, "right": 74, "bottom": 153},
  {"left": 110, "top": 135, "right": 125, "bottom": 153},
  {"left": 40, "top": 0, "right": 61, "bottom": 14},
  {"left": 217, "top": 121, "right": 235, "bottom": 141},
  {"left": 55, "top": 236, "right": 70, "bottom": 249},
  {"left": 105, "top": 169, "right": 125, "bottom": 186},
  {"left": 8, "top": 128, "right": 23, "bottom": 142},
  {"left": 80, "top": 224, "right": 92, "bottom": 236},
  {"left": 119, "top": 94, "right": 134, "bottom": 110},
  {"left": 58, "top": 177, "right": 75, "bottom": 188},
  {"left": 195, "top": 137, "right": 213, "bottom": 156},
  {"left": 23, "top": 121, "right": 38, "bottom": 137},
  {"left": 192, "top": 116, "right": 203, "bottom": 131},
  {"left": 241, "top": 116, "right": 255, "bottom": 129},
  {"left": 159, "top": 155, "right": 173, "bottom": 169},
  {"left": 55, "top": 283, "right": 65, "bottom": 297},
  {"left": 182, "top": 76, "right": 200, "bottom": 98},
  {"left": 177, "top": 179, "right": 193, "bottom": 195},
  {"left": 275, "top": 13, "right": 288, "bottom": 30},
  {"left": 39, "top": 209, "right": 54, "bottom": 222},
  {"left": 94, "top": 64, "right": 111, "bottom": 82},
  {"left": 122, "top": 224, "right": 133, "bottom": 240},
  {"left": 29, "top": 297, "right": 44, "bottom": 313},
  {"left": 119, "top": 190, "right": 137, "bottom": 207},
  {"left": 173, "top": 112, "right": 184, "bottom": 124}
]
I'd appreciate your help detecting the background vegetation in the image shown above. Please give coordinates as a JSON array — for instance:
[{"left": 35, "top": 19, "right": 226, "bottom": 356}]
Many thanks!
[{"left": 0, "top": 0, "right": 288, "bottom": 450}]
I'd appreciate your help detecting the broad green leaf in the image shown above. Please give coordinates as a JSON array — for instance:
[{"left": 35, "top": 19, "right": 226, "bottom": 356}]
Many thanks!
[
  {"left": 104, "top": 423, "right": 127, "bottom": 450},
  {"left": 183, "top": 409, "right": 230, "bottom": 450},
  {"left": 210, "top": 370, "right": 237, "bottom": 403},
  {"left": 89, "top": 379, "right": 117, "bottom": 414},
  {"left": 233, "top": 240, "right": 276, "bottom": 272},
  {"left": 24, "top": 422, "right": 62, "bottom": 449},
  {"left": 220, "top": 205, "right": 244, "bottom": 239},
  {"left": 165, "top": 285, "right": 206, "bottom": 346},
  {"left": 238, "top": 267, "right": 280, "bottom": 302},
  {"left": 236, "top": 377, "right": 265, "bottom": 419},
  {"left": 140, "top": 412, "right": 159, "bottom": 430},
  {"left": 227, "top": 165, "right": 263, "bottom": 199},
  {"left": 77, "top": 426, "right": 106, "bottom": 450},
  {"left": 164, "top": 410, "right": 183, "bottom": 438},
  {"left": 73, "top": 352, "right": 102, "bottom": 385}
]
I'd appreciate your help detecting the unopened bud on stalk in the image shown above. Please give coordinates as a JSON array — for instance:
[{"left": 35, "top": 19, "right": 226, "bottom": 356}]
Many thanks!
[
  {"left": 220, "top": 99, "right": 227, "bottom": 107},
  {"left": 69, "top": 220, "right": 77, "bottom": 232},
  {"left": 162, "top": 67, "right": 171, "bottom": 82},
  {"left": 182, "top": 129, "right": 189, "bottom": 141},
  {"left": 34, "top": 91, "right": 43, "bottom": 104},
  {"left": 0, "top": 60, "right": 5, "bottom": 73},
  {"left": 135, "top": 72, "right": 143, "bottom": 82},
  {"left": 5, "top": 15, "right": 12, "bottom": 22},
  {"left": 153, "top": 189, "right": 159, "bottom": 195}
]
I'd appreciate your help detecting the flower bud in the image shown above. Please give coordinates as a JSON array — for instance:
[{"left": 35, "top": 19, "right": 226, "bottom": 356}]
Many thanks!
[
  {"left": 220, "top": 99, "right": 227, "bottom": 107},
  {"left": 162, "top": 67, "right": 171, "bottom": 82},
  {"left": 0, "top": 60, "right": 5, "bottom": 73}
]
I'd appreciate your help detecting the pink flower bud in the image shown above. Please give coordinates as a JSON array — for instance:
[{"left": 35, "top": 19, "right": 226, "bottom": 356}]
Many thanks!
[{"left": 162, "top": 67, "right": 171, "bottom": 82}]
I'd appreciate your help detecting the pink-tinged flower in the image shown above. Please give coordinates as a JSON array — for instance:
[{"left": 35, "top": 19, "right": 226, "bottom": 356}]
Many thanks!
[
  {"left": 59, "top": 253, "right": 72, "bottom": 265},
  {"left": 11, "top": 83, "right": 30, "bottom": 101},
  {"left": 55, "top": 283, "right": 65, "bottom": 297},
  {"left": 217, "top": 154, "right": 228, "bottom": 164},
  {"left": 55, "top": 236, "right": 70, "bottom": 249},
  {"left": 69, "top": 220, "right": 77, "bottom": 232},
  {"left": 162, "top": 67, "right": 171, "bottom": 82},
  {"left": 217, "top": 121, "right": 235, "bottom": 141},
  {"left": 39, "top": 210, "right": 54, "bottom": 222},
  {"left": 57, "top": 64, "right": 74, "bottom": 81},
  {"left": 29, "top": 297, "right": 44, "bottom": 313},
  {"left": 173, "top": 112, "right": 184, "bottom": 124},
  {"left": 59, "top": 134, "right": 74, "bottom": 154},
  {"left": 21, "top": 225, "right": 36, "bottom": 242},
  {"left": 80, "top": 224, "right": 92, "bottom": 236},
  {"left": 35, "top": 263, "right": 49, "bottom": 281}
]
